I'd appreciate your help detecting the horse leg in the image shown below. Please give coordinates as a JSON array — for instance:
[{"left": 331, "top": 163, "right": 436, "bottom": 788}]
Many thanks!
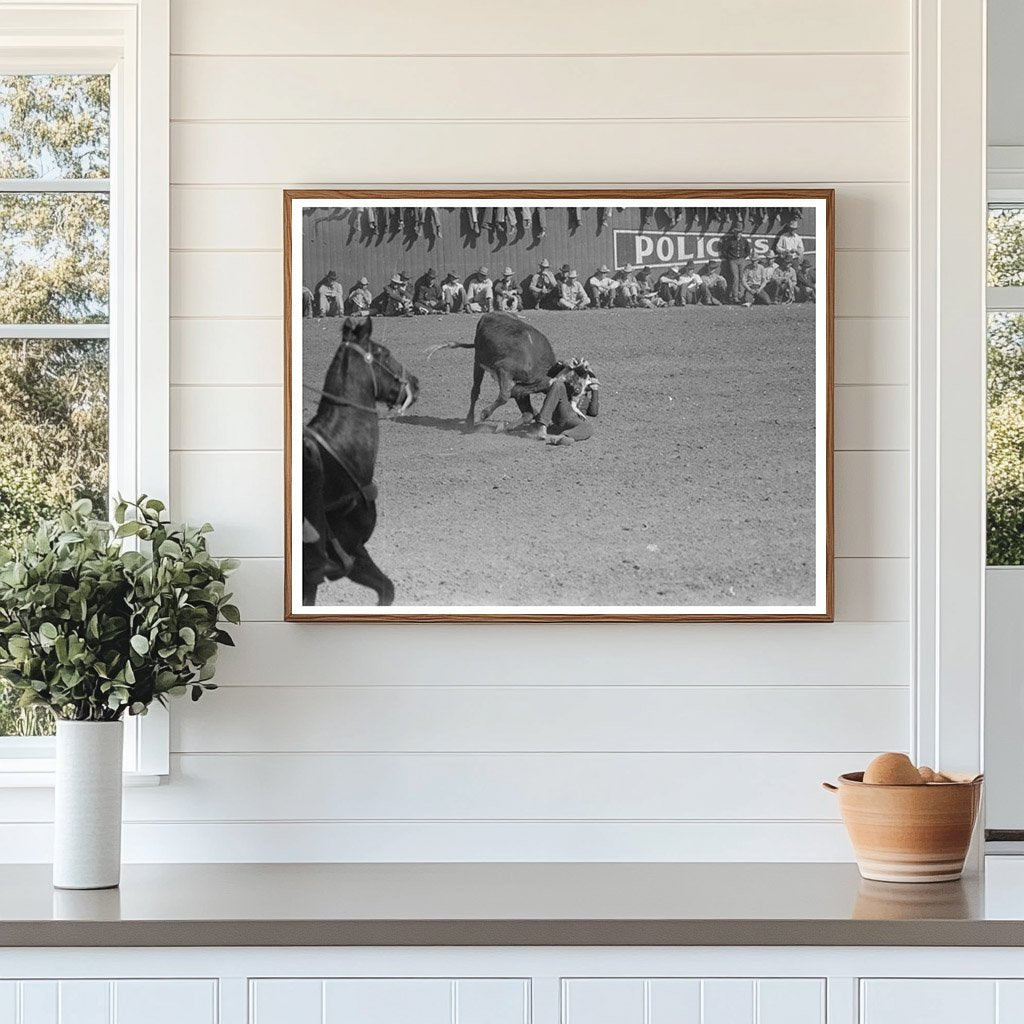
[
  {"left": 302, "top": 579, "right": 319, "bottom": 606},
  {"left": 348, "top": 545, "right": 395, "bottom": 606},
  {"left": 478, "top": 371, "right": 513, "bottom": 423},
  {"left": 466, "top": 360, "right": 485, "bottom": 424}
]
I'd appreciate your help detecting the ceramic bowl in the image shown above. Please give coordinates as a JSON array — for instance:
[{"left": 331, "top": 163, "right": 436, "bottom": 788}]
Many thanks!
[{"left": 823, "top": 772, "right": 983, "bottom": 883}]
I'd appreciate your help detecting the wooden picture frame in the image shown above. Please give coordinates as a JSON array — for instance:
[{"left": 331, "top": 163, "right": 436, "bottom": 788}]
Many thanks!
[{"left": 285, "top": 189, "right": 834, "bottom": 622}]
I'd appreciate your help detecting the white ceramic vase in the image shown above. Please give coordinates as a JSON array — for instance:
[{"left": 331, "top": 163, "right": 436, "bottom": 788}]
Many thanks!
[{"left": 53, "top": 720, "right": 124, "bottom": 890}]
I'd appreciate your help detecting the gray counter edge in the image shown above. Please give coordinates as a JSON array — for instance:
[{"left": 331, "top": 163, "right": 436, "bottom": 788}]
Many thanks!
[{"left": 2, "top": 919, "right": 1022, "bottom": 948}]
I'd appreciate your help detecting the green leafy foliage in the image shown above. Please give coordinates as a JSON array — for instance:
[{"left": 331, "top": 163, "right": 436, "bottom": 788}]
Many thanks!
[
  {"left": 988, "top": 312, "right": 1024, "bottom": 565},
  {"left": 0, "top": 497, "right": 238, "bottom": 724}
]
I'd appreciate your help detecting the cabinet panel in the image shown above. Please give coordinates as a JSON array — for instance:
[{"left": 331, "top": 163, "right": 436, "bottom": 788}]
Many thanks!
[
  {"left": 113, "top": 981, "right": 217, "bottom": 1024},
  {"left": 861, "top": 981, "right": 997, "bottom": 1023},
  {"left": 0, "top": 983, "right": 15, "bottom": 1024},
  {"left": 757, "top": 980, "right": 825, "bottom": 1024},
  {"left": 563, "top": 978, "right": 824, "bottom": 1024},
  {"left": 456, "top": 980, "right": 529, "bottom": 1024},
  {"left": 648, "top": 980, "right": 702, "bottom": 1022},
  {"left": 563, "top": 980, "right": 645, "bottom": 1024},
  {"left": 251, "top": 979, "right": 323, "bottom": 1024},
  {"left": 323, "top": 980, "right": 451, "bottom": 1024},
  {"left": 18, "top": 983, "right": 56, "bottom": 1024},
  {"left": 251, "top": 979, "right": 528, "bottom": 1024},
  {"left": 58, "top": 982, "right": 109, "bottom": 1024}
]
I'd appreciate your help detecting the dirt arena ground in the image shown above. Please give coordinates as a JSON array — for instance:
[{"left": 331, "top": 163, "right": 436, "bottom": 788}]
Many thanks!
[{"left": 302, "top": 305, "right": 817, "bottom": 608}]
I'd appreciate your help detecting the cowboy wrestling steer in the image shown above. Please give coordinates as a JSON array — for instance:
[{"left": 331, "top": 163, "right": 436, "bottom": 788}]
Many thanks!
[{"left": 428, "top": 312, "right": 558, "bottom": 425}]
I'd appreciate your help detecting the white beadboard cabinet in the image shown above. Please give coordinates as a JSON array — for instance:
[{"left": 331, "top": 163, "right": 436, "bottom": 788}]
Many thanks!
[{"left": 5, "top": 950, "right": 1024, "bottom": 1024}]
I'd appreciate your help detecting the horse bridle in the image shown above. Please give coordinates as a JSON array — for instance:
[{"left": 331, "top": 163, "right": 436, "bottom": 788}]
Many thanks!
[{"left": 304, "top": 340, "right": 414, "bottom": 416}]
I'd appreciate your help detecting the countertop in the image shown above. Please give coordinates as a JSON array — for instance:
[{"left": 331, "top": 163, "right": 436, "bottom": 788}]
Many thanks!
[{"left": 5, "top": 861, "right": 1024, "bottom": 947}]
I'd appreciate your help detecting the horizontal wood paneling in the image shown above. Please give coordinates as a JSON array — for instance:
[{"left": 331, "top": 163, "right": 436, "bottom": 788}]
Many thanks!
[
  {"left": 834, "top": 386, "right": 910, "bottom": 450},
  {"left": 112, "top": 751, "right": 861, "bottom": 821},
  {"left": 170, "top": 319, "right": 282, "bottom": 386},
  {"left": 208, "top": 621, "right": 910, "bottom": 688},
  {"left": 834, "top": 318, "right": 909, "bottom": 385},
  {"left": 226, "top": 556, "right": 909, "bottom": 623},
  {"left": 834, "top": 452, "right": 910, "bottom": 558},
  {"left": 10, "top": 0, "right": 911, "bottom": 864},
  {"left": 168, "top": 384, "right": 906, "bottom": 453},
  {"left": 170, "top": 250, "right": 908, "bottom": 318},
  {"left": 170, "top": 386, "right": 281, "bottom": 450},
  {"left": 170, "top": 183, "right": 909, "bottom": 252},
  {"left": 170, "top": 684, "right": 909, "bottom": 754},
  {"left": 169, "top": 449, "right": 908, "bottom": 558},
  {"left": 170, "top": 451, "right": 283, "bottom": 556},
  {"left": 170, "top": 0, "right": 909, "bottom": 56},
  {"left": 833, "top": 558, "right": 909, "bottom": 621},
  {"left": 171, "top": 55, "right": 909, "bottom": 122},
  {"left": 0, "top": 820, "right": 857, "bottom": 862},
  {"left": 170, "top": 121, "right": 910, "bottom": 186}
]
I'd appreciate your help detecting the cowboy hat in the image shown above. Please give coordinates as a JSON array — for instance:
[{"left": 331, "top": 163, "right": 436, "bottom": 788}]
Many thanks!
[
  {"left": 503, "top": 266, "right": 514, "bottom": 276},
  {"left": 390, "top": 274, "right": 403, "bottom": 284},
  {"left": 478, "top": 266, "right": 489, "bottom": 275},
  {"left": 357, "top": 276, "right": 368, "bottom": 285},
  {"left": 538, "top": 258, "right": 551, "bottom": 267},
  {"left": 598, "top": 265, "right": 610, "bottom": 274}
]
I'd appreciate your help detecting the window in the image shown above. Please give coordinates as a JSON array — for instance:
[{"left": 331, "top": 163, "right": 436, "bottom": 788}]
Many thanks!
[
  {"left": 0, "top": 74, "right": 111, "bottom": 738},
  {"left": 0, "top": 3, "right": 169, "bottom": 778},
  {"left": 987, "top": 206, "right": 1024, "bottom": 564}
]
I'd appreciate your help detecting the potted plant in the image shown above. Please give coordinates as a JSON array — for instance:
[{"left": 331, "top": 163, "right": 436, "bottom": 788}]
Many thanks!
[{"left": 0, "top": 497, "right": 239, "bottom": 889}]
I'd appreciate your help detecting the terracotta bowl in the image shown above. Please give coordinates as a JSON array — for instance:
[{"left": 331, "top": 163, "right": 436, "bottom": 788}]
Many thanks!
[{"left": 823, "top": 772, "right": 983, "bottom": 883}]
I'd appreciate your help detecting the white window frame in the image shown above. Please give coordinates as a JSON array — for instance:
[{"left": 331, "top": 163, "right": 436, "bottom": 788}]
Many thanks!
[
  {"left": 983, "top": 181, "right": 1024, "bottom": 840},
  {"left": 0, "top": 0, "right": 169, "bottom": 784}
]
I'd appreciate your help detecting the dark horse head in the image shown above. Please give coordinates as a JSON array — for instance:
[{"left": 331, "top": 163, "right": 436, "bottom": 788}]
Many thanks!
[
  {"left": 316, "top": 316, "right": 419, "bottom": 418},
  {"left": 302, "top": 317, "right": 418, "bottom": 609}
]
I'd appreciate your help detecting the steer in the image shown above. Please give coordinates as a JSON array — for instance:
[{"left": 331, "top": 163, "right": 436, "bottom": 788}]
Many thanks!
[{"left": 427, "top": 312, "right": 557, "bottom": 425}]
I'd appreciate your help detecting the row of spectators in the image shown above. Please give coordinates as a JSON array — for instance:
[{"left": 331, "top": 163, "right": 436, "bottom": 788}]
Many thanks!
[{"left": 303, "top": 225, "right": 815, "bottom": 317}]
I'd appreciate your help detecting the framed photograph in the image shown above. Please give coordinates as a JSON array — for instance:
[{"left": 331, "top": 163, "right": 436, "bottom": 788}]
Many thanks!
[{"left": 285, "top": 190, "right": 833, "bottom": 622}]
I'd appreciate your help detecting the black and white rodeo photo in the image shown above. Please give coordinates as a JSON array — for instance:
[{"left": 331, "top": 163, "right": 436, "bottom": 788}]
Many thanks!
[{"left": 285, "top": 191, "right": 834, "bottom": 622}]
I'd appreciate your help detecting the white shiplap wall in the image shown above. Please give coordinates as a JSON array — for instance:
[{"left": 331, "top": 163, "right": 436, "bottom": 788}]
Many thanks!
[{"left": 1, "top": 0, "right": 915, "bottom": 862}]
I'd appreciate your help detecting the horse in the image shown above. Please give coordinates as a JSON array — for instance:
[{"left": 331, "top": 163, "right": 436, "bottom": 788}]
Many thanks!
[{"left": 302, "top": 317, "right": 419, "bottom": 607}]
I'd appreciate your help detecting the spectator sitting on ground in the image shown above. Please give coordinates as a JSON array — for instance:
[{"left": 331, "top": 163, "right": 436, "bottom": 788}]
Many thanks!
[
  {"left": 346, "top": 276, "right": 373, "bottom": 316},
  {"left": 441, "top": 271, "right": 467, "bottom": 313},
  {"left": 773, "top": 221, "right": 805, "bottom": 262},
  {"left": 698, "top": 261, "right": 727, "bottom": 305},
  {"left": 526, "top": 258, "right": 558, "bottom": 308},
  {"left": 302, "top": 285, "right": 314, "bottom": 317},
  {"left": 588, "top": 264, "right": 617, "bottom": 308},
  {"left": 494, "top": 267, "right": 523, "bottom": 312},
  {"left": 769, "top": 256, "right": 798, "bottom": 304},
  {"left": 657, "top": 266, "right": 681, "bottom": 305},
  {"left": 414, "top": 268, "right": 445, "bottom": 314},
  {"left": 633, "top": 267, "right": 664, "bottom": 307},
  {"left": 678, "top": 260, "right": 703, "bottom": 305},
  {"left": 383, "top": 273, "right": 413, "bottom": 316},
  {"left": 557, "top": 269, "right": 590, "bottom": 310},
  {"left": 796, "top": 258, "right": 816, "bottom": 303},
  {"left": 740, "top": 257, "right": 773, "bottom": 306},
  {"left": 613, "top": 269, "right": 639, "bottom": 307},
  {"left": 314, "top": 269, "right": 344, "bottom": 317},
  {"left": 464, "top": 266, "right": 494, "bottom": 312}
]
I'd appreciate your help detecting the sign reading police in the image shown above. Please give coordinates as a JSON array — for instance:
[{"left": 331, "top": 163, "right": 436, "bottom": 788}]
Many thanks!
[{"left": 613, "top": 229, "right": 815, "bottom": 270}]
